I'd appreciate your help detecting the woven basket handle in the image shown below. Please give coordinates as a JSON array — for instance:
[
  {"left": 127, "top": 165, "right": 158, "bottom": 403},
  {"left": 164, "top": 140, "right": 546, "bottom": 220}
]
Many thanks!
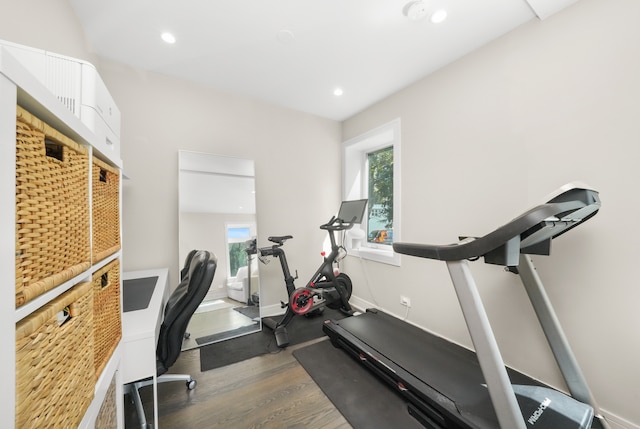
[
  {"left": 100, "top": 272, "right": 113, "bottom": 289},
  {"left": 99, "top": 167, "right": 108, "bottom": 183},
  {"left": 44, "top": 138, "right": 64, "bottom": 162}
]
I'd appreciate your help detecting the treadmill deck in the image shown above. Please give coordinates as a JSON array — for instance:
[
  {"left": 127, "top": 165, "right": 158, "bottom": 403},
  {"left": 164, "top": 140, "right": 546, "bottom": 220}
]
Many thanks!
[{"left": 324, "top": 309, "right": 544, "bottom": 429}]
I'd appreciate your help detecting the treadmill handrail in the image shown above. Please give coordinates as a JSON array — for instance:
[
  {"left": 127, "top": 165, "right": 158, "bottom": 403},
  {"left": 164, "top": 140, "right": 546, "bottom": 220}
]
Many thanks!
[{"left": 393, "top": 188, "right": 600, "bottom": 262}]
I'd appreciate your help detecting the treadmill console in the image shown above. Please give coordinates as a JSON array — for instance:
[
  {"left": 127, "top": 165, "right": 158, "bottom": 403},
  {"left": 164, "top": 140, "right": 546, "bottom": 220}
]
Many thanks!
[{"left": 393, "top": 183, "right": 600, "bottom": 266}]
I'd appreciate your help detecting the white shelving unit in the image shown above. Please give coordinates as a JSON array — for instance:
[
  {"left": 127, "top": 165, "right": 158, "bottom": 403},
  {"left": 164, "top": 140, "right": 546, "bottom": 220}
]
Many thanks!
[{"left": 1, "top": 46, "right": 124, "bottom": 429}]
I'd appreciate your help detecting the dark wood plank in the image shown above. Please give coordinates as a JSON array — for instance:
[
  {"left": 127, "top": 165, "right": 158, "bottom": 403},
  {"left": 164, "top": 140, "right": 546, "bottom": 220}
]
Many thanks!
[{"left": 125, "top": 338, "right": 352, "bottom": 429}]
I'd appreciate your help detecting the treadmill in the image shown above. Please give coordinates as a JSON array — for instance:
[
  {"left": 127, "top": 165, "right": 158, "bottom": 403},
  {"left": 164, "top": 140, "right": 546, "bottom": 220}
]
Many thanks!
[{"left": 323, "top": 183, "right": 610, "bottom": 429}]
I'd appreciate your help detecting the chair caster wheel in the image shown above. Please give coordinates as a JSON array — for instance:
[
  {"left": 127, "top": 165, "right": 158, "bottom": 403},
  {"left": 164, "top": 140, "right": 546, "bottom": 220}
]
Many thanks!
[{"left": 187, "top": 379, "right": 197, "bottom": 390}]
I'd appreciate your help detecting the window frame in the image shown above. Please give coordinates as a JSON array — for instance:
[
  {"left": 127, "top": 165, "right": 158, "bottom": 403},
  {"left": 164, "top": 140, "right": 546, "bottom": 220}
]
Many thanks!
[
  {"left": 342, "top": 118, "right": 401, "bottom": 266},
  {"left": 225, "top": 223, "right": 256, "bottom": 278}
]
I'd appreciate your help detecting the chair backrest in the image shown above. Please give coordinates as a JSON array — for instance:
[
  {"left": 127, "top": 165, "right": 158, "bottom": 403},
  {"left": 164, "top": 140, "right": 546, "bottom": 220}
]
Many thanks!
[
  {"left": 156, "top": 250, "right": 217, "bottom": 375},
  {"left": 180, "top": 249, "right": 198, "bottom": 281}
]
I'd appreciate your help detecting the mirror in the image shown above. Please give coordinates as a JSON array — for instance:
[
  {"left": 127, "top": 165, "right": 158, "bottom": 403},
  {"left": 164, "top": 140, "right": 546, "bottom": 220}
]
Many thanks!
[{"left": 178, "top": 151, "right": 261, "bottom": 350}]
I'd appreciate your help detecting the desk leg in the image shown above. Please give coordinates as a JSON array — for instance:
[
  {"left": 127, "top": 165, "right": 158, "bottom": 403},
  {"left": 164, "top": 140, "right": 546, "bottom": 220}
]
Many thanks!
[{"left": 153, "top": 375, "right": 159, "bottom": 428}]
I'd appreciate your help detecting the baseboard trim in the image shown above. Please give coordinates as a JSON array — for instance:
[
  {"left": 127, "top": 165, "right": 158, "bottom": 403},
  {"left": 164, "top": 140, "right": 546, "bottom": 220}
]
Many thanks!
[
  {"left": 260, "top": 303, "right": 286, "bottom": 318},
  {"left": 601, "top": 411, "right": 639, "bottom": 429},
  {"left": 349, "top": 295, "right": 375, "bottom": 313}
]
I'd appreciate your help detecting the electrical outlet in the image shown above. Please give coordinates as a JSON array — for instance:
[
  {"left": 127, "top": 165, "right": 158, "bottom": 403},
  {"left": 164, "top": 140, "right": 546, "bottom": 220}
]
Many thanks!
[{"left": 400, "top": 295, "right": 411, "bottom": 307}]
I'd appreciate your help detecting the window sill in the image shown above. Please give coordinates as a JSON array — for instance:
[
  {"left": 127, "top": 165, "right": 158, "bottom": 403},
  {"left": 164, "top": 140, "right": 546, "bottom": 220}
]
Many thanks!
[{"left": 349, "top": 246, "right": 401, "bottom": 266}]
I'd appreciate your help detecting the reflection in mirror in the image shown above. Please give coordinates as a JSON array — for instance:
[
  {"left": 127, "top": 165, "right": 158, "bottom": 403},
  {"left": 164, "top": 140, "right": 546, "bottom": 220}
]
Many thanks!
[{"left": 178, "top": 151, "right": 261, "bottom": 350}]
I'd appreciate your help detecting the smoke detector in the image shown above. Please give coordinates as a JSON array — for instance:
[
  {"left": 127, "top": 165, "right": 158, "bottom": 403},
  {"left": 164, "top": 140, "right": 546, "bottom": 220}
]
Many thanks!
[{"left": 403, "top": 1, "right": 429, "bottom": 21}]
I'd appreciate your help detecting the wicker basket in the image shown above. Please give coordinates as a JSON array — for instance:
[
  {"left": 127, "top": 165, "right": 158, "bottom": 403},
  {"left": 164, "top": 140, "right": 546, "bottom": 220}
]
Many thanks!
[
  {"left": 95, "top": 374, "right": 118, "bottom": 429},
  {"left": 92, "top": 156, "right": 120, "bottom": 263},
  {"left": 15, "top": 106, "right": 91, "bottom": 307},
  {"left": 92, "top": 258, "right": 122, "bottom": 380},
  {"left": 15, "top": 281, "right": 94, "bottom": 429}
]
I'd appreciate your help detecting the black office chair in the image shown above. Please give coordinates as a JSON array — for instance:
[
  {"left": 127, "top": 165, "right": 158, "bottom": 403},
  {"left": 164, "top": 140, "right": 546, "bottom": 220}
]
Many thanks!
[
  {"left": 179, "top": 249, "right": 198, "bottom": 281},
  {"left": 126, "top": 250, "right": 217, "bottom": 428},
  {"left": 180, "top": 249, "right": 198, "bottom": 340}
]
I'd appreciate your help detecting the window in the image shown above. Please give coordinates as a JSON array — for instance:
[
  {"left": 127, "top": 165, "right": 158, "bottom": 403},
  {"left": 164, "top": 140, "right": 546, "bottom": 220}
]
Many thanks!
[
  {"left": 367, "top": 146, "right": 394, "bottom": 245},
  {"left": 226, "top": 224, "right": 255, "bottom": 277},
  {"left": 343, "top": 118, "right": 401, "bottom": 265}
]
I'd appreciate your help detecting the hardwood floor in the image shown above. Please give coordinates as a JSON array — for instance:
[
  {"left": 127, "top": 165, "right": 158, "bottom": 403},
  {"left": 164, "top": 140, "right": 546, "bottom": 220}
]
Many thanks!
[{"left": 124, "top": 338, "right": 352, "bottom": 429}]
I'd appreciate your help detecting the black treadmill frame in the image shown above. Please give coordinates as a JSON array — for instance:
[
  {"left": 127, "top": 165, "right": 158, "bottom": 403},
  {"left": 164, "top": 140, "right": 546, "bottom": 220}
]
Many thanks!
[{"left": 323, "top": 183, "right": 608, "bottom": 429}]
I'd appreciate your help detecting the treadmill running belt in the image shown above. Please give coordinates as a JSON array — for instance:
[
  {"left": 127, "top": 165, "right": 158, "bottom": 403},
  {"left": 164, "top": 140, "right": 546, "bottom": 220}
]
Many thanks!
[{"left": 327, "top": 310, "right": 543, "bottom": 428}]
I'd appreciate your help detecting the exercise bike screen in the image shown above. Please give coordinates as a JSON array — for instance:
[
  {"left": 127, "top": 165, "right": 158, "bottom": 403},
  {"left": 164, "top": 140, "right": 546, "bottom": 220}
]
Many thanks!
[{"left": 337, "top": 199, "right": 368, "bottom": 223}]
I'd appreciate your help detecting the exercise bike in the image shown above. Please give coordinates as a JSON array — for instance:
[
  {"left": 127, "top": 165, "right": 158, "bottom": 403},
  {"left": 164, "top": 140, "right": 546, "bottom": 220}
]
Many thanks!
[{"left": 259, "top": 199, "right": 367, "bottom": 348}]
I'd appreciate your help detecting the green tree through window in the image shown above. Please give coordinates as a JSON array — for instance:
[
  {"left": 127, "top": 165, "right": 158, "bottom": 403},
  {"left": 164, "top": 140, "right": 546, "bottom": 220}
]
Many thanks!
[
  {"left": 367, "top": 146, "right": 393, "bottom": 244},
  {"left": 227, "top": 226, "right": 252, "bottom": 277},
  {"left": 228, "top": 242, "right": 248, "bottom": 277}
]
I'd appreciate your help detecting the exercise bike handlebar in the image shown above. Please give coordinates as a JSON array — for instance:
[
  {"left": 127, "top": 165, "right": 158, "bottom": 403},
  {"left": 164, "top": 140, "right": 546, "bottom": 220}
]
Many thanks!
[
  {"left": 320, "top": 215, "right": 357, "bottom": 231},
  {"left": 259, "top": 212, "right": 358, "bottom": 258}
]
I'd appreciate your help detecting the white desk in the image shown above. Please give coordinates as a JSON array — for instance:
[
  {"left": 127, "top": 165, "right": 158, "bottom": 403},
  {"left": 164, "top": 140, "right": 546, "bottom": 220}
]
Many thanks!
[{"left": 122, "top": 268, "right": 170, "bottom": 427}]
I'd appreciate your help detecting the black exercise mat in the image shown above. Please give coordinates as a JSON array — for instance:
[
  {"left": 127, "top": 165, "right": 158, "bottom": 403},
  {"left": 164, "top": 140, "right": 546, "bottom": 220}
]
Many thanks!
[
  {"left": 293, "top": 339, "right": 423, "bottom": 429},
  {"left": 233, "top": 305, "right": 260, "bottom": 320},
  {"left": 199, "top": 308, "right": 348, "bottom": 372},
  {"left": 195, "top": 323, "right": 260, "bottom": 345},
  {"left": 122, "top": 276, "right": 158, "bottom": 312}
]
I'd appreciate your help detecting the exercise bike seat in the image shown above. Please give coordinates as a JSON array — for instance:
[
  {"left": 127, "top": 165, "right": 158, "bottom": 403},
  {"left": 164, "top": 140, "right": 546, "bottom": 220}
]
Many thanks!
[{"left": 268, "top": 235, "right": 293, "bottom": 245}]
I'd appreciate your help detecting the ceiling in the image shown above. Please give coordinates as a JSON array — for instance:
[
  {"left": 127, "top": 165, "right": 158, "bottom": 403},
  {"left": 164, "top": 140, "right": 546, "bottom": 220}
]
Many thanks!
[{"left": 68, "top": 0, "right": 578, "bottom": 121}]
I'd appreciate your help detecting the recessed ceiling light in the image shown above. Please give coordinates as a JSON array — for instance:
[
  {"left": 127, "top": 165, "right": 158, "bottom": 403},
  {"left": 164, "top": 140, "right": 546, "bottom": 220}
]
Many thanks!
[
  {"left": 430, "top": 9, "right": 448, "bottom": 24},
  {"left": 334, "top": 88, "right": 344, "bottom": 96},
  {"left": 161, "top": 32, "right": 176, "bottom": 44}
]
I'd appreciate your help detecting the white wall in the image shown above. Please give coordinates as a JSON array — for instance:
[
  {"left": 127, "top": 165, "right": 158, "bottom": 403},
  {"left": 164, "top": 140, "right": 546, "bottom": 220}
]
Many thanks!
[
  {"left": 342, "top": 0, "right": 639, "bottom": 427},
  {"left": 98, "top": 60, "right": 342, "bottom": 309},
  {"left": 0, "top": 0, "right": 92, "bottom": 62},
  {"left": 0, "top": 0, "right": 343, "bottom": 312}
]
